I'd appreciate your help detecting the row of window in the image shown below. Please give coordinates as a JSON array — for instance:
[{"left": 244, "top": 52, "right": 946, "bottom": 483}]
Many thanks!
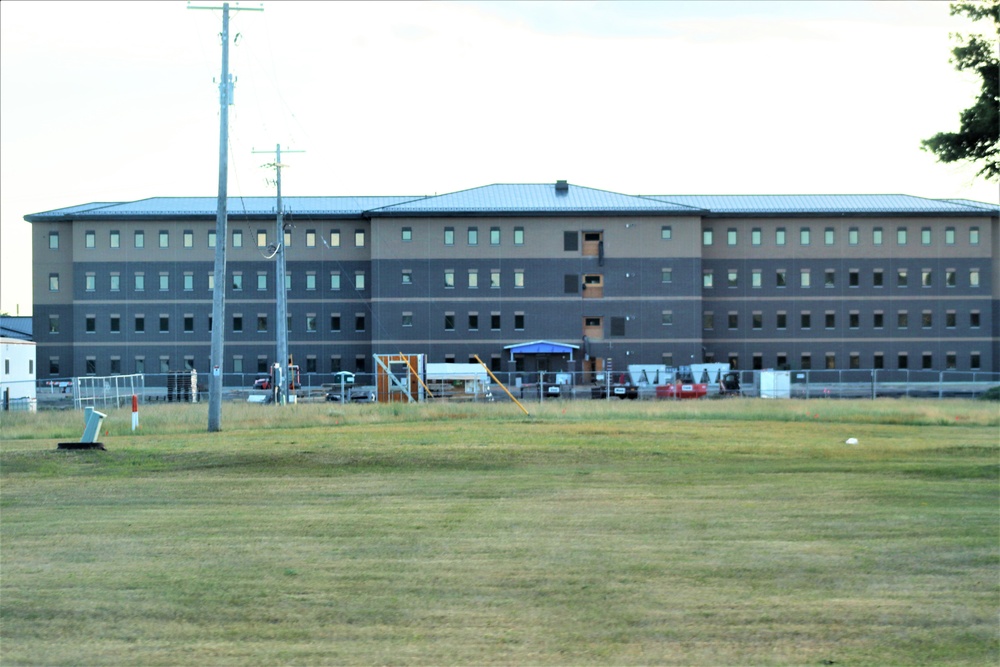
[
  {"left": 702, "top": 267, "right": 982, "bottom": 289},
  {"left": 49, "top": 270, "right": 367, "bottom": 293},
  {"left": 698, "top": 308, "right": 982, "bottom": 331},
  {"left": 56, "top": 313, "right": 366, "bottom": 335},
  {"left": 701, "top": 225, "right": 982, "bottom": 247},
  {"left": 51, "top": 348, "right": 987, "bottom": 378}
]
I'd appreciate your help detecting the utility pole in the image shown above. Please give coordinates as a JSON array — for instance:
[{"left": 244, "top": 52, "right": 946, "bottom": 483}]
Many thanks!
[
  {"left": 252, "top": 144, "right": 304, "bottom": 405},
  {"left": 189, "top": 2, "right": 262, "bottom": 431}
]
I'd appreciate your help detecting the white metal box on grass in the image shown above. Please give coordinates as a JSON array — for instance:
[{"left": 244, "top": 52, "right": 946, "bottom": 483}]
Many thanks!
[{"left": 759, "top": 370, "right": 791, "bottom": 399}]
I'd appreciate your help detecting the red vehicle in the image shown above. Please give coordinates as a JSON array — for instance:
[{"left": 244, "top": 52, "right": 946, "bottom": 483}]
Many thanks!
[
  {"left": 655, "top": 382, "right": 708, "bottom": 399},
  {"left": 252, "top": 365, "right": 300, "bottom": 391}
]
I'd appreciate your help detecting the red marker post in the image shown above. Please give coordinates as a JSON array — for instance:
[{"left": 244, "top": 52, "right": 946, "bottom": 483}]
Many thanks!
[{"left": 131, "top": 394, "right": 139, "bottom": 431}]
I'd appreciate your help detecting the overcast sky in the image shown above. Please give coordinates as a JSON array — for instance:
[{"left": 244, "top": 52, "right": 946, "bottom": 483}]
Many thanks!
[{"left": 2, "top": 0, "right": 997, "bottom": 316}]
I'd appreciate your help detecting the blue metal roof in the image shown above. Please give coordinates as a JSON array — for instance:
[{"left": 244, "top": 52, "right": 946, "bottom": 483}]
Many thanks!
[
  {"left": 504, "top": 340, "right": 580, "bottom": 353},
  {"left": 645, "top": 194, "right": 998, "bottom": 216},
  {"left": 940, "top": 198, "right": 1000, "bottom": 213},
  {"left": 369, "top": 183, "right": 705, "bottom": 216}
]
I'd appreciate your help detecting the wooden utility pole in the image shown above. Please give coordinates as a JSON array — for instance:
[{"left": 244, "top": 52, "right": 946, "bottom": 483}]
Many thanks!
[
  {"left": 252, "top": 144, "right": 304, "bottom": 405},
  {"left": 188, "top": 2, "right": 262, "bottom": 431}
]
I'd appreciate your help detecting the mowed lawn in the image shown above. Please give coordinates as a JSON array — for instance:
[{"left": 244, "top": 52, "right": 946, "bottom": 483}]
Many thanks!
[{"left": 1, "top": 400, "right": 997, "bottom": 666}]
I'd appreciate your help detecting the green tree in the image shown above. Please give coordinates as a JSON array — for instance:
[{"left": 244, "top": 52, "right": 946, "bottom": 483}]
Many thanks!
[{"left": 921, "top": 1, "right": 999, "bottom": 181}]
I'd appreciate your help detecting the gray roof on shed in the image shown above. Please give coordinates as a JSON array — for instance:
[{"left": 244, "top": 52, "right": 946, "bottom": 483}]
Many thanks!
[
  {"left": 645, "top": 194, "right": 999, "bottom": 216},
  {"left": 368, "top": 183, "right": 706, "bottom": 217}
]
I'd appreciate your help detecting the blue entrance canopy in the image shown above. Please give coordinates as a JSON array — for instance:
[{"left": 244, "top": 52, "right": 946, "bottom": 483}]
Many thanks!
[{"left": 504, "top": 340, "right": 579, "bottom": 361}]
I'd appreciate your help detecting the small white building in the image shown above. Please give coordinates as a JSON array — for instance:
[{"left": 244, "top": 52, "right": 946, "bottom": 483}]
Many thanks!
[{"left": 0, "top": 337, "right": 37, "bottom": 411}]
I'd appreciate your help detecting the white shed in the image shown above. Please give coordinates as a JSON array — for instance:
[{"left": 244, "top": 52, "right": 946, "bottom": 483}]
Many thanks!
[{"left": 1, "top": 337, "right": 37, "bottom": 411}]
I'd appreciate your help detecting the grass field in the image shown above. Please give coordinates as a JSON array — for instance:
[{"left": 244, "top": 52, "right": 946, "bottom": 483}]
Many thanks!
[{"left": 1, "top": 400, "right": 997, "bottom": 666}]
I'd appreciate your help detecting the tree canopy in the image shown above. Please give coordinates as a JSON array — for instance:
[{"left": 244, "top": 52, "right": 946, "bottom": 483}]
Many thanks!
[{"left": 921, "top": 1, "right": 999, "bottom": 182}]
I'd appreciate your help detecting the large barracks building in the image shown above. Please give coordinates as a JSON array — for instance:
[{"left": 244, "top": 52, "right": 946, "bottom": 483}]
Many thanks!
[{"left": 27, "top": 181, "right": 999, "bottom": 382}]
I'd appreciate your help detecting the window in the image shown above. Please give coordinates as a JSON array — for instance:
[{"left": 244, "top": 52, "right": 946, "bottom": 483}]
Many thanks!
[
  {"left": 849, "top": 311, "right": 859, "bottom": 329},
  {"left": 945, "top": 352, "right": 956, "bottom": 370},
  {"left": 49, "top": 357, "right": 60, "bottom": 375},
  {"left": 703, "top": 270, "right": 714, "bottom": 289},
  {"left": 564, "top": 231, "right": 578, "bottom": 251},
  {"left": 565, "top": 274, "right": 579, "bottom": 294},
  {"left": 873, "top": 227, "right": 882, "bottom": 245},
  {"left": 184, "top": 230, "right": 194, "bottom": 248},
  {"left": 355, "top": 230, "right": 365, "bottom": 247},
  {"left": 135, "top": 230, "right": 145, "bottom": 248},
  {"left": 444, "top": 313, "right": 455, "bottom": 331},
  {"left": 401, "top": 270, "right": 412, "bottom": 285},
  {"left": 896, "top": 227, "right": 907, "bottom": 245},
  {"left": 776, "top": 311, "right": 787, "bottom": 330},
  {"left": 48, "top": 314, "right": 59, "bottom": 334},
  {"left": 514, "top": 313, "right": 525, "bottom": 331},
  {"left": 257, "top": 315, "right": 268, "bottom": 332},
  {"left": 776, "top": 353, "right": 788, "bottom": 369},
  {"left": 849, "top": 353, "right": 860, "bottom": 370},
  {"left": 849, "top": 269, "right": 859, "bottom": 287},
  {"left": 661, "top": 226, "right": 672, "bottom": 241},
  {"left": 208, "top": 230, "right": 216, "bottom": 248},
  {"left": 824, "top": 228, "right": 834, "bottom": 245},
  {"left": 330, "top": 272, "right": 341, "bottom": 290},
  {"left": 922, "top": 310, "right": 933, "bottom": 328},
  {"left": 49, "top": 231, "right": 59, "bottom": 249},
  {"left": 801, "top": 312, "right": 811, "bottom": 329},
  {"left": 49, "top": 273, "right": 59, "bottom": 291},
  {"left": 284, "top": 230, "right": 292, "bottom": 247},
  {"left": 921, "top": 228, "right": 931, "bottom": 245},
  {"left": 662, "top": 310, "right": 674, "bottom": 326},
  {"left": 970, "top": 352, "right": 981, "bottom": 370},
  {"left": 258, "top": 357, "right": 268, "bottom": 373},
  {"left": 970, "top": 310, "right": 980, "bottom": 328},
  {"left": 897, "top": 268, "right": 908, "bottom": 287},
  {"left": 444, "top": 227, "right": 455, "bottom": 246},
  {"left": 946, "top": 310, "right": 956, "bottom": 328},
  {"left": 133, "top": 357, "right": 144, "bottom": 374},
  {"left": 232, "top": 229, "right": 242, "bottom": 248},
  {"left": 490, "top": 227, "right": 500, "bottom": 245},
  {"left": 110, "top": 315, "right": 120, "bottom": 333},
  {"left": 355, "top": 314, "right": 366, "bottom": 332},
  {"left": 354, "top": 272, "right": 365, "bottom": 291},
  {"left": 776, "top": 228, "right": 786, "bottom": 245},
  {"left": 873, "top": 352, "right": 884, "bottom": 369},
  {"left": 946, "top": 269, "right": 957, "bottom": 287},
  {"left": 897, "top": 310, "right": 908, "bottom": 329},
  {"left": 85, "top": 315, "right": 96, "bottom": 333},
  {"left": 233, "top": 315, "right": 242, "bottom": 333},
  {"left": 231, "top": 356, "right": 243, "bottom": 374},
  {"left": 825, "top": 311, "right": 835, "bottom": 329},
  {"left": 514, "top": 270, "right": 524, "bottom": 289},
  {"left": 329, "top": 229, "right": 340, "bottom": 247},
  {"left": 257, "top": 230, "right": 268, "bottom": 248},
  {"left": 873, "top": 269, "right": 884, "bottom": 287},
  {"left": 898, "top": 353, "right": 909, "bottom": 370},
  {"left": 306, "top": 315, "right": 317, "bottom": 333},
  {"left": 467, "top": 269, "right": 478, "bottom": 289},
  {"left": 257, "top": 273, "right": 267, "bottom": 291},
  {"left": 490, "top": 270, "right": 501, "bottom": 288},
  {"left": 824, "top": 270, "right": 835, "bottom": 288},
  {"left": 110, "top": 358, "right": 121, "bottom": 375},
  {"left": 491, "top": 313, "right": 501, "bottom": 330},
  {"left": 330, "top": 356, "right": 341, "bottom": 373},
  {"left": 330, "top": 314, "right": 341, "bottom": 332},
  {"left": 800, "top": 354, "right": 811, "bottom": 370},
  {"left": 514, "top": 227, "right": 524, "bottom": 245},
  {"left": 969, "top": 268, "right": 980, "bottom": 287},
  {"left": 232, "top": 272, "right": 243, "bottom": 290},
  {"left": 752, "top": 269, "right": 762, "bottom": 288},
  {"left": 402, "top": 312, "right": 413, "bottom": 327},
  {"left": 873, "top": 311, "right": 884, "bottom": 329},
  {"left": 776, "top": 269, "right": 786, "bottom": 288},
  {"left": 728, "top": 312, "right": 738, "bottom": 329},
  {"left": 86, "top": 357, "right": 97, "bottom": 375},
  {"left": 727, "top": 229, "right": 737, "bottom": 245},
  {"left": 751, "top": 228, "right": 761, "bottom": 246},
  {"left": 848, "top": 228, "right": 858, "bottom": 245},
  {"left": 468, "top": 313, "right": 479, "bottom": 330},
  {"left": 921, "top": 269, "right": 932, "bottom": 287},
  {"left": 970, "top": 227, "right": 979, "bottom": 245},
  {"left": 444, "top": 270, "right": 455, "bottom": 288},
  {"left": 159, "top": 315, "right": 169, "bottom": 333},
  {"left": 800, "top": 269, "right": 811, "bottom": 288},
  {"left": 85, "top": 273, "right": 96, "bottom": 292},
  {"left": 400, "top": 227, "right": 411, "bottom": 242},
  {"left": 134, "top": 272, "right": 145, "bottom": 291},
  {"left": 159, "top": 273, "right": 169, "bottom": 291},
  {"left": 800, "top": 227, "right": 810, "bottom": 245},
  {"left": 159, "top": 230, "right": 169, "bottom": 248},
  {"left": 945, "top": 227, "right": 955, "bottom": 245},
  {"left": 183, "top": 273, "right": 194, "bottom": 291},
  {"left": 727, "top": 270, "right": 738, "bottom": 288},
  {"left": 306, "top": 357, "right": 317, "bottom": 374},
  {"left": 703, "top": 312, "right": 714, "bottom": 330},
  {"left": 662, "top": 268, "right": 673, "bottom": 284},
  {"left": 85, "top": 230, "right": 96, "bottom": 248},
  {"left": 752, "top": 312, "right": 762, "bottom": 330},
  {"left": 135, "top": 315, "right": 145, "bottom": 333},
  {"left": 824, "top": 353, "right": 835, "bottom": 370},
  {"left": 468, "top": 227, "right": 478, "bottom": 245},
  {"left": 303, "top": 229, "right": 315, "bottom": 247},
  {"left": 184, "top": 315, "right": 194, "bottom": 333},
  {"left": 703, "top": 229, "right": 713, "bottom": 246},
  {"left": 305, "top": 273, "right": 317, "bottom": 291}
]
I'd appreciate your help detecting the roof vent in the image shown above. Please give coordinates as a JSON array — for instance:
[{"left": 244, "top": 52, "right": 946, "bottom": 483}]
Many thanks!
[{"left": 555, "top": 180, "right": 569, "bottom": 194}]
